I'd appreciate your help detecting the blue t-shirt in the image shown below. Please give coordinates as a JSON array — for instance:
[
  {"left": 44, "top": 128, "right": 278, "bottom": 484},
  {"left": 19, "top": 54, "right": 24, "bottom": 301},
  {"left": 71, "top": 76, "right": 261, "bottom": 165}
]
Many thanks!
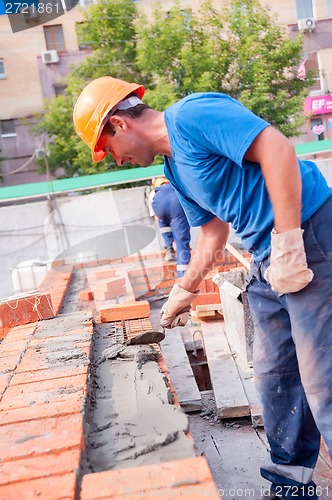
[{"left": 163, "top": 93, "right": 332, "bottom": 261}]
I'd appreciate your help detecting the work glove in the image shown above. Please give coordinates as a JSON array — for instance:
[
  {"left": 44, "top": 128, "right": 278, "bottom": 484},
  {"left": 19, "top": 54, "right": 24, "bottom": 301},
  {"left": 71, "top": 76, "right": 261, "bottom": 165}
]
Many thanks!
[
  {"left": 160, "top": 283, "right": 198, "bottom": 329},
  {"left": 264, "top": 228, "right": 314, "bottom": 294}
]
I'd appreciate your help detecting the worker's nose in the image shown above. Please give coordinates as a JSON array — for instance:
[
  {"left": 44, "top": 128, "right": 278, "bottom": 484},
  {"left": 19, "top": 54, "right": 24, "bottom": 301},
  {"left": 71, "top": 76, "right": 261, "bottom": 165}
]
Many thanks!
[{"left": 113, "top": 153, "right": 124, "bottom": 167}]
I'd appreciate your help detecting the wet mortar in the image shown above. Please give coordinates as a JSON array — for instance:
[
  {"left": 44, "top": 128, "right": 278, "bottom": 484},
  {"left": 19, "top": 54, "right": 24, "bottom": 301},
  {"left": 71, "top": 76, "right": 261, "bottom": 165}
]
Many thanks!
[{"left": 60, "top": 268, "right": 331, "bottom": 499}]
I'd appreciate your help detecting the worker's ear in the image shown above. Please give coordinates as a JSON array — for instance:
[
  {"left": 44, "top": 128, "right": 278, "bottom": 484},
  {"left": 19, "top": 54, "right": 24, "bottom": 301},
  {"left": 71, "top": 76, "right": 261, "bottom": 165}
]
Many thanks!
[{"left": 109, "top": 115, "right": 127, "bottom": 132}]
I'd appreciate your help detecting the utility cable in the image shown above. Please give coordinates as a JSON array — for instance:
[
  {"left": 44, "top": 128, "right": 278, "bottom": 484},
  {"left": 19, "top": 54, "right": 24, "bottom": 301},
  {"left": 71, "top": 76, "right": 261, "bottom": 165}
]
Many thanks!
[{"left": 1, "top": 142, "right": 43, "bottom": 176}]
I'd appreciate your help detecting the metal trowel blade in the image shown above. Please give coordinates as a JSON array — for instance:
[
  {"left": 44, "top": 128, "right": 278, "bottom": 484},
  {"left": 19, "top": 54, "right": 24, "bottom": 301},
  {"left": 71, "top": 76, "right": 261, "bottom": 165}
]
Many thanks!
[{"left": 126, "top": 330, "right": 165, "bottom": 346}]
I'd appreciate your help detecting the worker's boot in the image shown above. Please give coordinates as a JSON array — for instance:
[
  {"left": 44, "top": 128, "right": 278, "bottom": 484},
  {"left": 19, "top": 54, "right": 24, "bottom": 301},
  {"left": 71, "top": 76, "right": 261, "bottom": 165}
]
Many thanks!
[{"left": 165, "top": 246, "right": 176, "bottom": 262}]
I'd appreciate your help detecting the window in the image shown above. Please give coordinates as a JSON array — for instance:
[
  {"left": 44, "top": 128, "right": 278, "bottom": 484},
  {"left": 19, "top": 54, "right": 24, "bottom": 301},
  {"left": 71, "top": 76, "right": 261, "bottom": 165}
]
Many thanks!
[
  {"left": 305, "top": 51, "right": 321, "bottom": 92},
  {"left": 328, "top": 0, "right": 332, "bottom": 17},
  {"left": 0, "top": 59, "right": 6, "bottom": 79},
  {"left": 311, "top": 118, "right": 326, "bottom": 141},
  {"left": 0, "top": 119, "right": 16, "bottom": 137},
  {"left": 76, "top": 22, "right": 92, "bottom": 50},
  {"left": 53, "top": 84, "right": 66, "bottom": 96},
  {"left": 296, "top": 0, "right": 313, "bottom": 19},
  {"left": 44, "top": 25, "right": 66, "bottom": 52}
]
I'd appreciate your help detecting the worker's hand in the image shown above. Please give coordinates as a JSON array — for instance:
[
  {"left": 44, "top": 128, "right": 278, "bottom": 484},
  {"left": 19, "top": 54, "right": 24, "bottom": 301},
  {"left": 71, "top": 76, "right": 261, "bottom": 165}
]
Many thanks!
[
  {"left": 264, "top": 228, "right": 314, "bottom": 294},
  {"left": 160, "top": 283, "right": 198, "bottom": 329}
]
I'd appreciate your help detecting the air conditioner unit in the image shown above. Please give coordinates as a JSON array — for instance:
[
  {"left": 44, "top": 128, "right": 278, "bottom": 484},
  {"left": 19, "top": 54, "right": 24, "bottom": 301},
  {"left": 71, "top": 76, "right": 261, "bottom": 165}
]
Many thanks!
[
  {"left": 41, "top": 50, "right": 60, "bottom": 64},
  {"left": 298, "top": 17, "right": 316, "bottom": 31}
]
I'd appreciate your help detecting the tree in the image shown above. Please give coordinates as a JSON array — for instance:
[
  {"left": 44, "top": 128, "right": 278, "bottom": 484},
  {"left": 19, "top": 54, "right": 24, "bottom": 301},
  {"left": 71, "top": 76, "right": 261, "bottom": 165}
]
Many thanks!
[
  {"left": 219, "top": 0, "right": 316, "bottom": 136},
  {"left": 33, "top": 0, "right": 315, "bottom": 177},
  {"left": 137, "top": 0, "right": 316, "bottom": 137},
  {"left": 32, "top": 0, "right": 143, "bottom": 177}
]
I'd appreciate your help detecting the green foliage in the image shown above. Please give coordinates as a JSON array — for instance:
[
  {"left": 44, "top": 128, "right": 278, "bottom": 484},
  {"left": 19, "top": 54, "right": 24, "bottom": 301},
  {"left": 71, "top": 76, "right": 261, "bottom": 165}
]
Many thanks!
[
  {"left": 218, "top": 0, "right": 316, "bottom": 135},
  {"left": 32, "top": 0, "right": 315, "bottom": 178},
  {"left": 138, "top": 0, "right": 315, "bottom": 136}
]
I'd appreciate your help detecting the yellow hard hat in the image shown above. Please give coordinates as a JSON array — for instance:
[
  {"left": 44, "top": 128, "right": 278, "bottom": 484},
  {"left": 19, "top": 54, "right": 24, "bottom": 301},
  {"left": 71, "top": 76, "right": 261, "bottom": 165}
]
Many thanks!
[
  {"left": 73, "top": 76, "right": 144, "bottom": 163},
  {"left": 152, "top": 177, "right": 170, "bottom": 189}
]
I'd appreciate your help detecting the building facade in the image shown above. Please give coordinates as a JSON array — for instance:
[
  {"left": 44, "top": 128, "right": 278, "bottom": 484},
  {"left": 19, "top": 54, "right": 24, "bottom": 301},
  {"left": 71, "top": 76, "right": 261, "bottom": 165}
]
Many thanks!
[
  {"left": 0, "top": 0, "right": 93, "bottom": 185},
  {"left": 0, "top": 0, "right": 332, "bottom": 186}
]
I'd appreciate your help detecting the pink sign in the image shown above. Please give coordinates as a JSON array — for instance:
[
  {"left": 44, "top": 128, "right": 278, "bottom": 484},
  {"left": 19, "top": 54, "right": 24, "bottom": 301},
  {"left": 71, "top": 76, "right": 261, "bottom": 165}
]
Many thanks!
[{"left": 304, "top": 95, "right": 332, "bottom": 115}]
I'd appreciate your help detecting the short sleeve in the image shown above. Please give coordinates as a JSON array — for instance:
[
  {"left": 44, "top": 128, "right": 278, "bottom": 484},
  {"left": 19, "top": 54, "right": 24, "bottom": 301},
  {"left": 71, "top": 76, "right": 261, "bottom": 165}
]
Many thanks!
[{"left": 175, "top": 94, "right": 270, "bottom": 167}]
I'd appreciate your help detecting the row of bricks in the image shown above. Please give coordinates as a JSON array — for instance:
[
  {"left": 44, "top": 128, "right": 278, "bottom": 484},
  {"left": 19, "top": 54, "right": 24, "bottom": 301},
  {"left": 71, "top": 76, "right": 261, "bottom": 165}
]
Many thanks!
[
  {"left": 78, "top": 255, "right": 247, "bottom": 304},
  {"left": 0, "top": 258, "right": 222, "bottom": 498},
  {"left": 0, "top": 314, "right": 93, "bottom": 497},
  {"left": 79, "top": 263, "right": 177, "bottom": 302},
  {"left": 79, "top": 335, "right": 219, "bottom": 498},
  {"left": 0, "top": 266, "right": 73, "bottom": 340},
  {"left": 0, "top": 315, "right": 219, "bottom": 497},
  {"left": 52, "top": 251, "right": 170, "bottom": 271}
]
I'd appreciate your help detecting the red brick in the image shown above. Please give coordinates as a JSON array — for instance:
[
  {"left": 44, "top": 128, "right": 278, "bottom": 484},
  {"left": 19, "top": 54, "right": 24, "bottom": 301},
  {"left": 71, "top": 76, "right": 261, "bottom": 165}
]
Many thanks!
[
  {"left": 192, "top": 293, "right": 221, "bottom": 310},
  {"left": 0, "top": 473, "right": 77, "bottom": 499},
  {"left": 131, "top": 284, "right": 151, "bottom": 296},
  {"left": 0, "top": 293, "right": 55, "bottom": 336},
  {"left": 14, "top": 345, "right": 90, "bottom": 376},
  {"left": 2, "top": 324, "right": 36, "bottom": 343},
  {"left": 94, "top": 277, "right": 126, "bottom": 291},
  {"left": 0, "top": 397, "right": 82, "bottom": 426},
  {"left": 0, "top": 414, "right": 83, "bottom": 462},
  {"left": 0, "top": 353, "right": 24, "bottom": 375},
  {"left": 79, "top": 290, "right": 94, "bottom": 301},
  {"left": 95, "top": 269, "right": 116, "bottom": 280},
  {"left": 205, "top": 278, "right": 217, "bottom": 293},
  {"left": 0, "top": 339, "right": 28, "bottom": 355},
  {"left": 0, "top": 449, "right": 79, "bottom": 486},
  {"left": 94, "top": 287, "right": 126, "bottom": 301},
  {"left": 0, "top": 373, "right": 87, "bottom": 411},
  {"left": 80, "top": 456, "right": 219, "bottom": 499},
  {"left": 10, "top": 365, "right": 88, "bottom": 386},
  {"left": 34, "top": 326, "right": 92, "bottom": 341},
  {"left": 100, "top": 301, "right": 150, "bottom": 322},
  {"left": 0, "top": 374, "right": 10, "bottom": 398},
  {"left": 156, "top": 279, "right": 175, "bottom": 290}
]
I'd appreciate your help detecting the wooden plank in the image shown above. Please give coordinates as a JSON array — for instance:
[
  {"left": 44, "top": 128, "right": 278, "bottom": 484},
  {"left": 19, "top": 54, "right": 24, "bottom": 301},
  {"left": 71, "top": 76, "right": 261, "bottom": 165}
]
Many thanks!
[
  {"left": 200, "top": 320, "right": 250, "bottom": 419},
  {"left": 160, "top": 328, "right": 202, "bottom": 412},
  {"left": 232, "top": 354, "right": 263, "bottom": 427}
]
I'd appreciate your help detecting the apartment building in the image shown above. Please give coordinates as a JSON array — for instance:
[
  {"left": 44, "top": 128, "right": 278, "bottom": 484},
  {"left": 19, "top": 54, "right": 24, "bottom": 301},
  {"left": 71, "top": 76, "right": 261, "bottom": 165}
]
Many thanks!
[
  {"left": 0, "top": 0, "right": 93, "bottom": 186},
  {"left": 0, "top": 0, "right": 332, "bottom": 187}
]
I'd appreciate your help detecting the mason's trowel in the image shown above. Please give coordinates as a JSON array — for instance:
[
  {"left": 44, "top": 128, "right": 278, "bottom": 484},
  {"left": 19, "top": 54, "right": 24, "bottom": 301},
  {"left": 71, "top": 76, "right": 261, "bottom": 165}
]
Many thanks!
[{"left": 125, "top": 329, "right": 165, "bottom": 345}]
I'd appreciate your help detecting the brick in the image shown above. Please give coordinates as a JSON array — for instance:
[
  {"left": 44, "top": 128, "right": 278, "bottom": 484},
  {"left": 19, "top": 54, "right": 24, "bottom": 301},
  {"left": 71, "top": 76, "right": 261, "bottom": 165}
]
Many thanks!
[
  {"left": 192, "top": 293, "right": 221, "bottom": 310},
  {"left": 0, "top": 373, "right": 87, "bottom": 411},
  {"left": 29, "top": 333, "right": 92, "bottom": 349},
  {"left": 0, "top": 293, "right": 55, "bottom": 337},
  {"left": 0, "top": 449, "right": 80, "bottom": 486},
  {"left": 0, "top": 339, "right": 28, "bottom": 355},
  {"left": 94, "top": 277, "right": 126, "bottom": 291},
  {"left": 80, "top": 456, "right": 219, "bottom": 499},
  {"left": 156, "top": 279, "right": 174, "bottom": 290},
  {"left": 0, "top": 413, "right": 83, "bottom": 462},
  {"left": 93, "top": 287, "right": 126, "bottom": 301},
  {"left": 0, "top": 352, "right": 24, "bottom": 376},
  {"left": 10, "top": 365, "right": 88, "bottom": 386},
  {"left": 0, "top": 473, "right": 77, "bottom": 499},
  {"left": 2, "top": 324, "right": 36, "bottom": 343},
  {"left": 79, "top": 290, "right": 94, "bottom": 301},
  {"left": 0, "top": 374, "right": 10, "bottom": 398},
  {"left": 95, "top": 269, "right": 116, "bottom": 280},
  {"left": 0, "top": 397, "right": 83, "bottom": 426},
  {"left": 34, "top": 326, "right": 92, "bottom": 341},
  {"left": 100, "top": 301, "right": 150, "bottom": 322},
  {"left": 14, "top": 344, "right": 90, "bottom": 374}
]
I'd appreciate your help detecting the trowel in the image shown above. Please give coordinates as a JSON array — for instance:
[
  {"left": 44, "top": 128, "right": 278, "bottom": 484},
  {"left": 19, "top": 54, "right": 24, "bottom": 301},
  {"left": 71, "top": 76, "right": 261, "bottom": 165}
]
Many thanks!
[{"left": 125, "top": 329, "right": 165, "bottom": 345}]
